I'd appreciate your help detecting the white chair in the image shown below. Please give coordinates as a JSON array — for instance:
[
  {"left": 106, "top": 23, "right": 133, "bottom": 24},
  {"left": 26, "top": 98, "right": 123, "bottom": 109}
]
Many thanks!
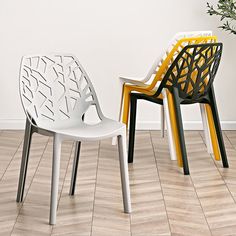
[
  {"left": 115, "top": 31, "right": 214, "bottom": 160},
  {"left": 17, "top": 54, "right": 131, "bottom": 225}
]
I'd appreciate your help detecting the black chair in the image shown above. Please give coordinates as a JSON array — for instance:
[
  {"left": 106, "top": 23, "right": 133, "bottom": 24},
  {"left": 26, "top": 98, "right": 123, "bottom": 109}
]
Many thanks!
[{"left": 128, "top": 43, "right": 229, "bottom": 175}]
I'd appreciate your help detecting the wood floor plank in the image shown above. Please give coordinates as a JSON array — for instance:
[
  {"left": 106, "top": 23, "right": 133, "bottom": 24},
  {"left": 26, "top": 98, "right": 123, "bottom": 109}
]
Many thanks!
[
  {"left": 0, "top": 131, "right": 24, "bottom": 181},
  {"left": 129, "top": 131, "right": 171, "bottom": 236},
  {"left": 11, "top": 137, "right": 72, "bottom": 235},
  {"left": 150, "top": 130, "right": 212, "bottom": 236},
  {"left": 0, "top": 130, "right": 235, "bottom": 235},
  {"left": 189, "top": 131, "right": 236, "bottom": 236},
  {"left": 91, "top": 139, "right": 131, "bottom": 236},
  {"left": 52, "top": 141, "right": 99, "bottom": 236},
  {"left": 0, "top": 132, "right": 49, "bottom": 235}
]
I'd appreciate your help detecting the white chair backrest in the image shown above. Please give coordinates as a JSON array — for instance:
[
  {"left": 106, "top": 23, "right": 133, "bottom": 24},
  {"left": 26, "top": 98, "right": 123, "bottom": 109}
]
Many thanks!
[
  {"left": 19, "top": 54, "right": 104, "bottom": 129},
  {"left": 143, "top": 31, "right": 213, "bottom": 83}
]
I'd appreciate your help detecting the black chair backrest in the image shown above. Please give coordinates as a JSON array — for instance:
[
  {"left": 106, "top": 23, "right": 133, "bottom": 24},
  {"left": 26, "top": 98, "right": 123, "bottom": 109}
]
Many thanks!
[{"left": 155, "top": 43, "right": 223, "bottom": 101}]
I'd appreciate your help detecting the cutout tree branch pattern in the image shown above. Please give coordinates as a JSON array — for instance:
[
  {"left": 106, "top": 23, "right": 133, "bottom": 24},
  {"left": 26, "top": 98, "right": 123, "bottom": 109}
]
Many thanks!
[{"left": 20, "top": 55, "right": 100, "bottom": 127}]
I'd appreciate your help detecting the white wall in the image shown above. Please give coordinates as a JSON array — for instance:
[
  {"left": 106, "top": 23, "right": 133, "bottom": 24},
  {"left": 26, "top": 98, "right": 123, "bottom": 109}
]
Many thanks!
[{"left": 0, "top": 0, "right": 235, "bottom": 129}]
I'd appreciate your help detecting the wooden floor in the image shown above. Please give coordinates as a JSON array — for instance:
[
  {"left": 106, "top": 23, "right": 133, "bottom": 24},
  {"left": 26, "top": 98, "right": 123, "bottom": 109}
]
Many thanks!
[{"left": 1, "top": 130, "right": 236, "bottom": 236}]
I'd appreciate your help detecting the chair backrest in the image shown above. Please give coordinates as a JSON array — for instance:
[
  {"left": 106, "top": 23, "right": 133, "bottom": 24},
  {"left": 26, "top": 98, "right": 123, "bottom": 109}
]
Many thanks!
[
  {"left": 19, "top": 54, "right": 104, "bottom": 129},
  {"left": 156, "top": 43, "right": 223, "bottom": 101},
  {"left": 143, "top": 31, "right": 213, "bottom": 84},
  {"left": 147, "top": 35, "right": 217, "bottom": 91}
]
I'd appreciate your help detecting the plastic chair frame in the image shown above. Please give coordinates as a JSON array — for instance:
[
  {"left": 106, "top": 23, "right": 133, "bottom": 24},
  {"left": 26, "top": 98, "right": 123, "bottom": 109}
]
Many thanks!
[
  {"left": 17, "top": 54, "right": 131, "bottom": 224},
  {"left": 129, "top": 43, "right": 228, "bottom": 174},
  {"left": 121, "top": 35, "right": 220, "bottom": 166}
]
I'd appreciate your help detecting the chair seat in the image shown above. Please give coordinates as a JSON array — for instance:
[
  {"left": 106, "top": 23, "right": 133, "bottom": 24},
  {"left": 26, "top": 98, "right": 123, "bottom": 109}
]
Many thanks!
[
  {"left": 119, "top": 77, "right": 146, "bottom": 86},
  {"left": 50, "top": 118, "right": 125, "bottom": 141}
]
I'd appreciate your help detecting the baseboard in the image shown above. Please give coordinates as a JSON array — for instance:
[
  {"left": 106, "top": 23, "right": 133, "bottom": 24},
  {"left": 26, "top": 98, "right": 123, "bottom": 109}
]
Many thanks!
[
  {"left": 136, "top": 121, "right": 236, "bottom": 130},
  {"left": 1, "top": 119, "right": 236, "bottom": 130},
  {"left": 0, "top": 119, "right": 26, "bottom": 130}
]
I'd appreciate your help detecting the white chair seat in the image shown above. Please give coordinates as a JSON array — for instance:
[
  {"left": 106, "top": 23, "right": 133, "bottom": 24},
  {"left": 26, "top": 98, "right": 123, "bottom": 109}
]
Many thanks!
[
  {"left": 119, "top": 77, "right": 146, "bottom": 86},
  {"left": 51, "top": 118, "right": 125, "bottom": 141}
]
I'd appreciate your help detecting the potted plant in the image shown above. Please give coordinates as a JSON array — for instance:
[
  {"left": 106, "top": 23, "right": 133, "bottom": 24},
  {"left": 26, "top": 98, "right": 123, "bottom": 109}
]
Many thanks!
[{"left": 207, "top": 0, "right": 236, "bottom": 34}]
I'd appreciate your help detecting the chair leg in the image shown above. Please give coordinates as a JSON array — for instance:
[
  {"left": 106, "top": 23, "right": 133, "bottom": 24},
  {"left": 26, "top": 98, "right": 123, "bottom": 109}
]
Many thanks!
[
  {"left": 205, "top": 104, "right": 221, "bottom": 161},
  {"left": 112, "top": 136, "right": 117, "bottom": 146},
  {"left": 167, "top": 92, "right": 183, "bottom": 167},
  {"left": 49, "top": 134, "right": 62, "bottom": 225},
  {"left": 128, "top": 95, "right": 137, "bottom": 163},
  {"left": 117, "top": 133, "right": 131, "bottom": 213},
  {"left": 119, "top": 84, "right": 125, "bottom": 123},
  {"left": 172, "top": 88, "right": 189, "bottom": 175},
  {"left": 209, "top": 87, "right": 229, "bottom": 168},
  {"left": 16, "top": 118, "right": 34, "bottom": 202},
  {"left": 162, "top": 89, "right": 177, "bottom": 161},
  {"left": 160, "top": 105, "right": 165, "bottom": 138},
  {"left": 112, "top": 85, "right": 126, "bottom": 146},
  {"left": 69, "top": 141, "right": 81, "bottom": 196},
  {"left": 200, "top": 104, "right": 213, "bottom": 154},
  {"left": 122, "top": 86, "right": 132, "bottom": 125}
]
